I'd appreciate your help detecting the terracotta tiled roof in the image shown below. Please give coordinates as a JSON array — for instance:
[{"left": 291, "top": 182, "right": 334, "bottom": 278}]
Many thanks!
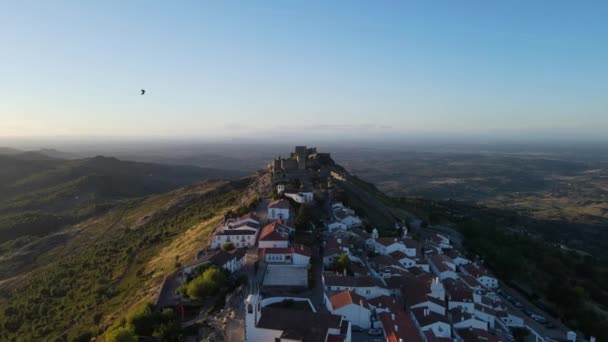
[
  {"left": 368, "top": 295, "right": 401, "bottom": 311},
  {"left": 329, "top": 290, "right": 369, "bottom": 310},
  {"left": 460, "top": 274, "right": 483, "bottom": 289},
  {"left": 326, "top": 335, "right": 345, "bottom": 342},
  {"left": 376, "top": 237, "right": 401, "bottom": 247},
  {"left": 259, "top": 244, "right": 310, "bottom": 258},
  {"left": 350, "top": 227, "right": 371, "bottom": 239},
  {"left": 259, "top": 221, "right": 291, "bottom": 241},
  {"left": 379, "top": 310, "right": 423, "bottom": 342},
  {"left": 388, "top": 250, "right": 409, "bottom": 260},
  {"left": 323, "top": 272, "right": 384, "bottom": 288},
  {"left": 411, "top": 307, "right": 448, "bottom": 327},
  {"left": 456, "top": 327, "right": 499, "bottom": 342},
  {"left": 462, "top": 263, "right": 494, "bottom": 279},
  {"left": 257, "top": 307, "right": 342, "bottom": 342},
  {"left": 403, "top": 238, "right": 422, "bottom": 250}
]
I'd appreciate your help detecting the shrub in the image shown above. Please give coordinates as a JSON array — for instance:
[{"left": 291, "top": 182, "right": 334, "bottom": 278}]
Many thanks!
[
  {"left": 186, "top": 266, "right": 226, "bottom": 299},
  {"left": 106, "top": 326, "right": 137, "bottom": 342},
  {"left": 221, "top": 241, "right": 235, "bottom": 251}
]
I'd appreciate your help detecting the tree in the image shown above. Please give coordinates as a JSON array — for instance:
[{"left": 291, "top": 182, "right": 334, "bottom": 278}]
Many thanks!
[
  {"left": 295, "top": 204, "right": 312, "bottom": 231},
  {"left": 221, "top": 241, "right": 235, "bottom": 251},
  {"left": 129, "top": 303, "right": 156, "bottom": 336},
  {"left": 106, "top": 326, "right": 138, "bottom": 342},
  {"left": 333, "top": 253, "right": 350, "bottom": 274},
  {"left": 186, "top": 266, "right": 226, "bottom": 299}
]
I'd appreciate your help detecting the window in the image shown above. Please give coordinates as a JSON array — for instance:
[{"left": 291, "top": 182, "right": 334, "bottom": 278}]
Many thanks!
[{"left": 366, "top": 290, "right": 371, "bottom": 294}]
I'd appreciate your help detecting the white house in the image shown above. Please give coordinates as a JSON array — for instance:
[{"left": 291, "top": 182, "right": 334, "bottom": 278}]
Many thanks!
[
  {"left": 328, "top": 220, "right": 347, "bottom": 232},
  {"left": 452, "top": 256, "right": 472, "bottom": 267},
  {"left": 373, "top": 238, "right": 420, "bottom": 257},
  {"left": 335, "top": 211, "right": 362, "bottom": 228},
  {"left": 184, "top": 249, "right": 246, "bottom": 275},
  {"left": 260, "top": 243, "right": 311, "bottom": 265},
  {"left": 284, "top": 191, "right": 313, "bottom": 204},
  {"left": 268, "top": 199, "right": 291, "bottom": 220},
  {"left": 450, "top": 308, "right": 489, "bottom": 331},
  {"left": 211, "top": 230, "right": 257, "bottom": 249},
  {"left": 388, "top": 251, "right": 417, "bottom": 268},
  {"left": 258, "top": 221, "right": 293, "bottom": 249},
  {"left": 498, "top": 312, "right": 524, "bottom": 328},
  {"left": 462, "top": 263, "right": 499, "bottom": 289},
  {"left": 323, "top": 272, "right": 391, "bottom": 299},
  {"left": 245, "top": 295, "right": 351, "bottom": 342},
  {"left": 429, "top": 254, "right": 458, "bottom": 281},
  {"left": 329, "top": 290, "right": 373, "bottom": 329},
  {"left": 411, "top": 307, "right": 451, "bottom": 339}
]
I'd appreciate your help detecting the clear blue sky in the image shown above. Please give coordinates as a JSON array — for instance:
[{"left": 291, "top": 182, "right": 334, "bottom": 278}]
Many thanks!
[{"left": 1, "top": 1, "right": 607, "bottom": 140}]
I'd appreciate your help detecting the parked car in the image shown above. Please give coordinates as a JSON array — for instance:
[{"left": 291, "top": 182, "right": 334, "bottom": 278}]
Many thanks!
[{"left": 368, "top": 328, "right": 383, "bottom": 336}]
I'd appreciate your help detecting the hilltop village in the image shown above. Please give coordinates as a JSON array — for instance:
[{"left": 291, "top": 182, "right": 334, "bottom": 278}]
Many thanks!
[{"left": 155, "top": 146, "right": 580, "bottom": 342}]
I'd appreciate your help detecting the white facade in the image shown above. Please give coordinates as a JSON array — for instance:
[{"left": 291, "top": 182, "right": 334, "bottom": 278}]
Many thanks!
[
  {"left": 325, "top": 285, "right": 390, "bottom": 299},
  {"left": 332, "top": 304, "right": 372, "bottom": 329},
  {"left": 478, "top": 275, "right": 498, "bottom": 289},
  {"left": 268, "top": 207, "right": 290, "bottom": 220},
  {"left": 422, "top": 321, "right": 451, "bottom": 339},
  {"left": 258, "top": 239, "right": 289, "bottom": 249},
  {"left": 328, "top": 221, "right": 347, "bottom": 232},
  {"left": 211, "top": 232, "right": 257, "bottom": 249},
  {"left": 453, "top": 317, "right": 488, "bottom": 331},
  {"left": 448, "top": 301, "right": 475, "bottom": 314},
  {"left": 453, "top": 256, "right": 472, "bottom": 266},
  {"left": 339, "top": 214, "right": 362, "bottom": 228},
  {"left": 284, "top": 192, "right": 313, "bottom": 204},
  {"left": 499, "top": 313, "right": 524, "bottom": 328},
  {"left": 411, "top": 301, "right": 446, "bottom": 316}
]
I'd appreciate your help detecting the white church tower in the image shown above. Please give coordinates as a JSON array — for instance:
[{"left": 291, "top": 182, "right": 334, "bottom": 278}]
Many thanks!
[{"left": 245, "top": 294, "right": 261, "bottom": 340}]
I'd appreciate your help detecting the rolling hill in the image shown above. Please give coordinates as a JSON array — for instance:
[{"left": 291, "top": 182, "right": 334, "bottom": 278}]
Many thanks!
[{"left": 0, "top": 152, "right": 247, "bottom": 247}]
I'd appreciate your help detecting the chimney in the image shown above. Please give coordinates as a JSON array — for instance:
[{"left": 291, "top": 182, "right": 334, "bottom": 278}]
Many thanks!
[
  {"left": 394, "top": 324, "right": 398, "bottom": 332},
  {"left": 391, "top": 313, "right": 395, "bottom": 320},
  {"left": 424, "top": 308, "right": 429, "bottom": 316},
  {"left": 337, "top": 238, "right": 342, "bottom": 244}
]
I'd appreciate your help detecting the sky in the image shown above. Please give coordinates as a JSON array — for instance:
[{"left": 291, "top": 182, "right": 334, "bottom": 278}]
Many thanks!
[{"left": 1, "top": 1, "right": 607, "bottom": 141}]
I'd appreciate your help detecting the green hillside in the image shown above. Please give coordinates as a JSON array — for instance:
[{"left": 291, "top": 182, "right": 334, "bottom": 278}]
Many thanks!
[
  {"left": 0, "top": 177, "right": 255, "bottom": 341},
  {"left": 0, "top": 153, "right": 247, "bottom": 245}
]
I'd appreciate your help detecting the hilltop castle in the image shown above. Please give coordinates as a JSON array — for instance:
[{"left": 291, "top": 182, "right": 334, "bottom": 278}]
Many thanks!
[{"left": 269, "top": 145, "right": 332, "bottom": 174}]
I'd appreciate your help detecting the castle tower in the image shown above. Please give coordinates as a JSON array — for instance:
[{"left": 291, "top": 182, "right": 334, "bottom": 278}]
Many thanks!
[{"left": 295, "top": 146, "right": 307, "bottom": 171}]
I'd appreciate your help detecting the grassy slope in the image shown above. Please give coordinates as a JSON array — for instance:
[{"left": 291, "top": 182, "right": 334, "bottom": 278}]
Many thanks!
[
  {"left": 0, "top": 177, "right": 254, "bottom": 341},
  {"left": 0, "top": 153, "right": 247, "bottom": 246}
]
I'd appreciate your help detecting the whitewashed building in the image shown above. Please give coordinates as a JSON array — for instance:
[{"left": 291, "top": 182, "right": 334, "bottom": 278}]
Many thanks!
[
  {"left": 329, "top": 290, "right": 373, "bottom": 329},
  {"left": 268, "top": 199, "right": 291, "bottom": 220}
]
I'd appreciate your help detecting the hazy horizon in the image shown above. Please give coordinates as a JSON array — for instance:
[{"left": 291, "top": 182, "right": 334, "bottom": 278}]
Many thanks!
[{"left": 2, "top": 1, "right": 607, "bottom": 140}]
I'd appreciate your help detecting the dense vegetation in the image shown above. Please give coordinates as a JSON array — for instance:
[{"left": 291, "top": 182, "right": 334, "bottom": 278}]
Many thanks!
[
  {"left": 106, "top": 304, "right": 182, "bottom": 342},
  {"left": 0, "top": 153, "right": 245, "bottom": 247},
  {"left": 177, "top": 265, "right": 228, "bottom": 300},
  {"left": 458, "top": 219, "right": 608, "bottom": 339},
  {"left": 0, "top": 178, "right": 251, "bottom": 341}
]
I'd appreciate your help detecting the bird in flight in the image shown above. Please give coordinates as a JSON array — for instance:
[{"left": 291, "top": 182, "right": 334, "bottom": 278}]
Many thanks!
[{"left": 141, "top": 89, "right": 146, "bottom": 95}]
